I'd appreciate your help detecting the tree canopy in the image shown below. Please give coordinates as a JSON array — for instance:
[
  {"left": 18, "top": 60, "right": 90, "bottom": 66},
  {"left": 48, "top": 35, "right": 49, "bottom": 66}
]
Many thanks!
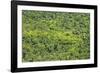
[{"left": 22, "top": 10, "right": 90, "bottom": 62}]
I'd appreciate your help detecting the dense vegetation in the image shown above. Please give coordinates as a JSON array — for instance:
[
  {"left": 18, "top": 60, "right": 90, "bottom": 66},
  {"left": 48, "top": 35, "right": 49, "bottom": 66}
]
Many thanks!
[{"left": 22, "top": 10, "right": 90, "bottom": 62}]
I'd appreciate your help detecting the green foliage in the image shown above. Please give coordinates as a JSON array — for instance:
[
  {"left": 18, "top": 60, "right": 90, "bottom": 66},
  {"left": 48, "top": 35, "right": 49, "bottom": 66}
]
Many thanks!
[{"left": 22, "top": 10, "right": 90, "bottom": 62}]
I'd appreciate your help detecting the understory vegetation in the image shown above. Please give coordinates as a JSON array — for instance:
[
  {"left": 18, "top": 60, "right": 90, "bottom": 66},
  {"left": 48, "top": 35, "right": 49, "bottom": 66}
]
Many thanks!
[{"left": 22, "top": 10, "right": 90, "bottom": 62}]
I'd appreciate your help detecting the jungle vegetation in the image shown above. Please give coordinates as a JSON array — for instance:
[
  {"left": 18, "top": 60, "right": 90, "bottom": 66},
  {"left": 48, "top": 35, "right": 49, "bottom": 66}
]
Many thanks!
[{"left": 22, "top": 10, "right": 90, "bottom": 62}]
